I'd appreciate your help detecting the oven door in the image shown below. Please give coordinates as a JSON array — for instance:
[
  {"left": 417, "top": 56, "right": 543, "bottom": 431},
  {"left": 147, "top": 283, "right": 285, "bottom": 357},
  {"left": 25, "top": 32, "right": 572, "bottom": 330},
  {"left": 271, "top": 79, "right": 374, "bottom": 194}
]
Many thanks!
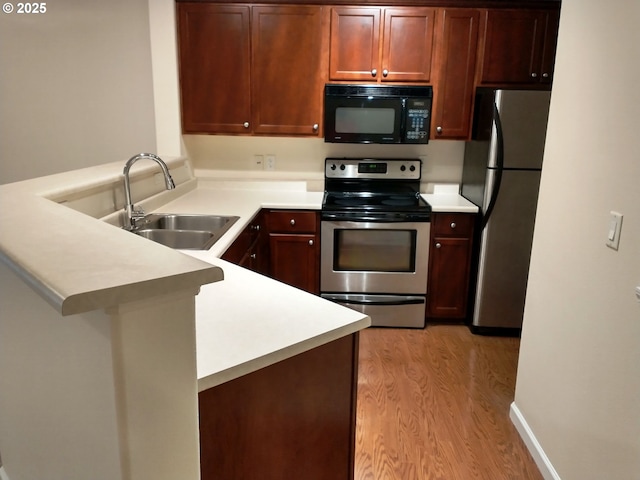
[{"left": 320, "top": 220, "right": 430, "bottom": 295}]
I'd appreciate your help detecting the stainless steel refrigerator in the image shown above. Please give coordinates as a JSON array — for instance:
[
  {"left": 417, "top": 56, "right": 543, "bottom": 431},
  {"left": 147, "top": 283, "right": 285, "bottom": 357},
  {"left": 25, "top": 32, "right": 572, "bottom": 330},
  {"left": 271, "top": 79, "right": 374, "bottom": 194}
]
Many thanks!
[{"left": 461, "top": 89, "right": 551, "bottom": 334}]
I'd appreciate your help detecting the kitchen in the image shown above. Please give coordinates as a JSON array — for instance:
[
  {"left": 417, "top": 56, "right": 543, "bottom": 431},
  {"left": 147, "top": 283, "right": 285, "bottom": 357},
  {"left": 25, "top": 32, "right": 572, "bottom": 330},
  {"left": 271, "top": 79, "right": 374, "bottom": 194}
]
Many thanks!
[{"left": 1, "top": 1, "right": 639, "bottom": 480}]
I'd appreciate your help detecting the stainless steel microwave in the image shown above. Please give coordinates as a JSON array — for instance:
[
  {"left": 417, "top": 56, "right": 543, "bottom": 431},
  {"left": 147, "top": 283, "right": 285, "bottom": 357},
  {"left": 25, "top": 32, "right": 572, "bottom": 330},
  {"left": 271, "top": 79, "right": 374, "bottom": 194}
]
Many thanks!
[{"left": 324, "top": 84, "right": 432, "bottom": 144}]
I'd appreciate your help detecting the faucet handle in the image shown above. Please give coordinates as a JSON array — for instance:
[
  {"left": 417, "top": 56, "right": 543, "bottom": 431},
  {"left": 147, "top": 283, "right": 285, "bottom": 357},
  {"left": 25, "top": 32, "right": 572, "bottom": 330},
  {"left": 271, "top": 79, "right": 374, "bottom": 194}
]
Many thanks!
[{"left": 125, "top": 207, "right": 146, "bottom": 230}]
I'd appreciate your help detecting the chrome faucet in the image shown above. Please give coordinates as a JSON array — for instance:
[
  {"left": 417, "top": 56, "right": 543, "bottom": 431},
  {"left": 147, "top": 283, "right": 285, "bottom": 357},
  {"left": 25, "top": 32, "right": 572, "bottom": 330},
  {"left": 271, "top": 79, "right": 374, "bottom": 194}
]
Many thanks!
[{"left": 123, "top": 153, "right": 175, "bottom": 230}]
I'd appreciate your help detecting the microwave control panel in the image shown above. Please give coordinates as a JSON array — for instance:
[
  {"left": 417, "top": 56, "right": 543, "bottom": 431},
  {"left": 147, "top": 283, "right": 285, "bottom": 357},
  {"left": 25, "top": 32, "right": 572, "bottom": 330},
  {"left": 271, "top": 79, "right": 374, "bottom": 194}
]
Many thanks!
[{"left": 404, "top": 98, "right": 431, "bottom": 143}]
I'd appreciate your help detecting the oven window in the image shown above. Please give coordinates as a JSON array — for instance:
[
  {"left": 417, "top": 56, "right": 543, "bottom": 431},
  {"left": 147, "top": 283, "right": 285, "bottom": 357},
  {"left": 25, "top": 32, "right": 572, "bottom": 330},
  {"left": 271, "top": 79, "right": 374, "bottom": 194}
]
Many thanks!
[
  {"left": 335, "top": 107, "right": 395, "bottom": 134},
  {"left": 334, "top": 229, "right": 416, "bottom": 272}
]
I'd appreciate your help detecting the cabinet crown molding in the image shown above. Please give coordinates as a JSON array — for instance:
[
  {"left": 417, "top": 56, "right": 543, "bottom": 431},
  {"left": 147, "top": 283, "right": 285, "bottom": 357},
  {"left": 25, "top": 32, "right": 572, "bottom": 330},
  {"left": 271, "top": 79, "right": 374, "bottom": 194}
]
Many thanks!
[{"left": 176, "top": 0, "right": 560, "bottom": 8}]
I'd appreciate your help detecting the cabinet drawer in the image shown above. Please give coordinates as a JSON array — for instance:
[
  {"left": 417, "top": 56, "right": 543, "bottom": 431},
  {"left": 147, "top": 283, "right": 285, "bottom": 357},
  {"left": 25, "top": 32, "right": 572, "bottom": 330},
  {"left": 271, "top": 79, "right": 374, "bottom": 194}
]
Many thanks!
[
  {"left": 267, "top": 210, "right": 318, "bottom": 233},
  {"left": 432, "top": 213, "right": 475, "bottom": 236}
]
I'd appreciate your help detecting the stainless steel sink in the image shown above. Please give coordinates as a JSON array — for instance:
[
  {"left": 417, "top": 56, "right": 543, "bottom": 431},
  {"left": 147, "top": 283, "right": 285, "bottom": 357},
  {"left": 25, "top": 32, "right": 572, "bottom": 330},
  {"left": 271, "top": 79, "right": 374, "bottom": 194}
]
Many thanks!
[
  {"left": 135, "top": 229, "right": 215, "bottom": 250},
  {"left": 138, "top": 213, "right": 239, "bottom": 232},
  {"left": 131, "top": 213, "right": 239, "bottom": 250}
]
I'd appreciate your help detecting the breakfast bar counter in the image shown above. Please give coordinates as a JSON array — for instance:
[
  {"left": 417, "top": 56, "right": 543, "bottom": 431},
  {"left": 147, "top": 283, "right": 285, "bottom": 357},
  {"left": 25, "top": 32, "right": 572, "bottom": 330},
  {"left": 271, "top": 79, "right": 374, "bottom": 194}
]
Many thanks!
[{"left": 0, "top": 157, "right": 476, "bottom": 480}]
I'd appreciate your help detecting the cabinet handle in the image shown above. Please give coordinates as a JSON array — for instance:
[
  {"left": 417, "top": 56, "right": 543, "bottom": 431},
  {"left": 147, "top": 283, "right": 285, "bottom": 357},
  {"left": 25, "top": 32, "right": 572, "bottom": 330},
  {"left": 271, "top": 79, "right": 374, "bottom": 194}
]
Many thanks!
[
  {"left": 436, "top": 126, "right": 443, "bottom": 134},
  {"left": 531, "top": 72, "right": 538, "bottom": 78},
  {"left": 435, "top": 242, "right": 442, "bottom": 249},
  {"left": 251, "top": 224, "right": 260, "bottom": 231},
  {"left": 243, "top": 122, "right": 250, "bottom": 128},
  {"left": 312, "top": 123, "right": 319, "bottom": 131},
  {"left": 450, "top": 222, "right": 457, "bottom": 229},
  {"left": 371, "top": 69, "right": 377, "bottom": 77},
  {"left": 382, "top": 69, "right": 389, "bottom": 77},
  {"left": 308, "top": 239, "right": 314, "bottom": 246},
  {"left": 290, "top": 219, "right": 296, "bottom": 226}
]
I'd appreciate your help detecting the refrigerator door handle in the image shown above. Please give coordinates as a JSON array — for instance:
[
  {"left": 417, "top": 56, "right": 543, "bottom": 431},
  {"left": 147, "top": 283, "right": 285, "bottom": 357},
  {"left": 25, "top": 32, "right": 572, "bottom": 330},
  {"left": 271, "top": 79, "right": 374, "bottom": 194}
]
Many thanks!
[{"left": 481, "top": 103, "right": 505, "bottom": 230}]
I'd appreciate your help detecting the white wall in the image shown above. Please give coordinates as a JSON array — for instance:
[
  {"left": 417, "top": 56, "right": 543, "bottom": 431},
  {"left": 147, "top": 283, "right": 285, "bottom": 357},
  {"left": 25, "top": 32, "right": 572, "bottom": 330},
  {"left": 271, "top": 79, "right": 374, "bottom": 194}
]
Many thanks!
[
  {"left": 514, "top": 0, "right": 640, "bottom": 478},
  {"left": 184, "top": 134, "right": 466, "bottom": 184},
  {"left": 0, "top": 263, "right": 123, "bottom": 479},
  {"left": 0, "top": 0, "right": 157, "bottom": 184}
]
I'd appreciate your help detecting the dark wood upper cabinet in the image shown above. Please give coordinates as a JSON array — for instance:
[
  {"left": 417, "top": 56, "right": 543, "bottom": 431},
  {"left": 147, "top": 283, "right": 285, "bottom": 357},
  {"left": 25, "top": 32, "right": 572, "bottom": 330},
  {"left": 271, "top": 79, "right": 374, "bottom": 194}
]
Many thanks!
[
  {"left": 177, "top": 3, "right": 325, "bottom": 136},
  {"left": 177, "top": 1, "right": 560, "bottom": 139},
  {"left": 252, "top": 6, "right": 326, "bottom": 135},
  {"left": 431, "top": 8, "right": 481, "bottom": 140},
  {"left": 329, "top": 6, "right": 436, "bottom": 83},
  {"left": 477, "top": 8, "right": 560, "bottom": 87},
  {"left": 177, "top": 4, "right": 251, "bottom": 133}
]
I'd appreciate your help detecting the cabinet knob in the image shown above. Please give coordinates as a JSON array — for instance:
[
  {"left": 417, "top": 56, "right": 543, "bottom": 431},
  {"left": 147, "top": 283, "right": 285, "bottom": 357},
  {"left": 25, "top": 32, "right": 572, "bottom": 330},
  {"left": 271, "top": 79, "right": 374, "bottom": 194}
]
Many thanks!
[
  {"left": 435, "top": 242, "right": 442, "bottom": 249},
  {"left": 531, "top": 72, "right": 538, "bottom": 78},
  {"left": 243, "top": 122, "right": 250, "bottom": 128},
  {"left": 290, "top": 219, "right": 296, "bottom": 226},
  {"left": 436, "top": 126, "right": 443, "bottom": 134},
  {"left": 371, "top": 69, "right": 377, "bottom": 77},
  {"left": 251, "top": 224, "right": 260, "bottom": 231},
  {"left": 542, "top": 72, "right": 549, "bottom": 78},
  {"left": 450, "top": 222, "right": 457, "bottom": 229},
  {"left": 308, "top": 239, "right": 314, "bottom": 246},
  {"left": 312, "top": 123, "right": 319, "bottom": 131},
  {"left": 382, "top": 69, "right": 389, "bottom": 77},
  {"left": 250, "top": 253, "right": 257, "bottom": 259}
]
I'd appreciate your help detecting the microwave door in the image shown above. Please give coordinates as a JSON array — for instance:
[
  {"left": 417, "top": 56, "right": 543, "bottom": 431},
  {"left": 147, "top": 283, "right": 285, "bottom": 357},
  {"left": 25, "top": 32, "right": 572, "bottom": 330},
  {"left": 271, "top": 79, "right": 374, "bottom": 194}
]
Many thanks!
[{"left": 325, "top": 97, "right": 402, "bottom": 143}]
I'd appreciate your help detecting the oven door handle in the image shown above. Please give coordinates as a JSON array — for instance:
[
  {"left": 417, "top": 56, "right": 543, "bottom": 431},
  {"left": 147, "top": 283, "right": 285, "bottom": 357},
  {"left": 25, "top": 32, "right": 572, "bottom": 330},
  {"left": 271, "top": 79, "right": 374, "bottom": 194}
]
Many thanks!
[{"left": 321, "top": 294, "right": 425, "bottom": 306}]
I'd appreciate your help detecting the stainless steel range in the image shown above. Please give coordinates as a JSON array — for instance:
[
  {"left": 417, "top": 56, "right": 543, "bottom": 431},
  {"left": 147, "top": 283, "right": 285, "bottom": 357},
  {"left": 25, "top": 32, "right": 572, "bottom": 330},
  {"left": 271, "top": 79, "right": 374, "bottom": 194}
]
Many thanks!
[{"left": 320, "top": 158, "right": 431, "bottom": 328}]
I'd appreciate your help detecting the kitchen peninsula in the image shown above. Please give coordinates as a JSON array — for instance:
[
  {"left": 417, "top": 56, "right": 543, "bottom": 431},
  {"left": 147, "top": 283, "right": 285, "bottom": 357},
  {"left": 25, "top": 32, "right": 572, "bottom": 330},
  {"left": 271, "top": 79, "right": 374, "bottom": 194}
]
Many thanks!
[
  {"left": 0, "top": 156, "right": 369, "bottom": 480},
  {"left": 0, "top": 156, "right": 475, "bottom": 480}
]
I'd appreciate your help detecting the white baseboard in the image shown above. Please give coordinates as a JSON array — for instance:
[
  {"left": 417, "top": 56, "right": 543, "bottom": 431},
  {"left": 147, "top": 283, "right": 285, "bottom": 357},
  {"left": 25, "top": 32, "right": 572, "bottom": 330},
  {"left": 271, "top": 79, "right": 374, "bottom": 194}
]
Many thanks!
[{"left": 510, "top": 402, "right": 562, "bottom": 480}]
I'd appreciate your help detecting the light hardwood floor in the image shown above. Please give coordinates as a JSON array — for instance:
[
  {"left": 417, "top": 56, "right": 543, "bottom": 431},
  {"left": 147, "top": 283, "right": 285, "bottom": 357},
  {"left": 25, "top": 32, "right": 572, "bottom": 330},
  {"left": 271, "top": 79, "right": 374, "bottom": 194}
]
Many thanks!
[{"left": 354, "top": 324, "right": 542, "bottom": 480}]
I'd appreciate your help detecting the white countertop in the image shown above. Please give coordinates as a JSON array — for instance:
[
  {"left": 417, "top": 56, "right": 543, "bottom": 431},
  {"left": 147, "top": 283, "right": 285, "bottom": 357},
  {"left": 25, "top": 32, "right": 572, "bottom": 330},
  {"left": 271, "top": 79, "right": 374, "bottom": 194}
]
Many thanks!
[
  {"left": 0, "top": 159, "right": 223, "bottom": 316},
  {"left": 422, "top": 183, "right": 479, "bottom": 213},
  {"left": 0, "top": 161, "right": 476, "bottom": 390},
  {"left": 186, "top": 256, "right": 370, "bottom": 391},
  {"left": 149, "top": 179, "right": 475, "bottom": 388}
]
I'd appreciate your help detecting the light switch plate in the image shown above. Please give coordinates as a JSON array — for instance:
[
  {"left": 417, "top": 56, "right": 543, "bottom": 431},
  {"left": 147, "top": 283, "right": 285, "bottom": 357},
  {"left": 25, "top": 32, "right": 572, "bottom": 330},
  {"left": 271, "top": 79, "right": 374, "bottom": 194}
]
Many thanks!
[{"left": 606, "top": 211, "right": 623, "bottom": 250}]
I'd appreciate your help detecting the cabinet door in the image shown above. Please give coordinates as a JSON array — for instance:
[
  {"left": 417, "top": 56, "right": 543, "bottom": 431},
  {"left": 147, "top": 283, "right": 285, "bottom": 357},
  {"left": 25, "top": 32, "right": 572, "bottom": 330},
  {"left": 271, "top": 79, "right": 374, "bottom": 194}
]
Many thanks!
[
  {"left": 329, "top": 7, "right": 381, "bottom": 81},
  {"left": 177, "top": 4, "right": 251, "bottom": 134},
  {"left": 252, "top": 6, "right": 325, "bottom": 135},
  {"left": 431, "top": 8, "right": 480, "bottom": 140},
  {"left": 269, "top": 233, "right": 319, "bottom": 294},
  {"left": 382, "top": 8, "right": 436, "bottom": 82},
  {"left": 427, "top": 236, "right": 472, "bottom": 318},
  {"left": 427, "top": 213, "right": 475, "bottom": 319},
  {"left": 250, "top": 213, "right": 270, "bottom": 275},
  {"left": 478, "top": 8, "right": 559, "bottom": 87}
]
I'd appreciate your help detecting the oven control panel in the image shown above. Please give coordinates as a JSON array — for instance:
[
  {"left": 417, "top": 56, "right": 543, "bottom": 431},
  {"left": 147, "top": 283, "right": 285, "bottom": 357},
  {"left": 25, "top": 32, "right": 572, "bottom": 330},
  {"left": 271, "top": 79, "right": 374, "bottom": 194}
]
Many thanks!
[{"left": 325, "top": 158, "right": 421, "bottom": 180}]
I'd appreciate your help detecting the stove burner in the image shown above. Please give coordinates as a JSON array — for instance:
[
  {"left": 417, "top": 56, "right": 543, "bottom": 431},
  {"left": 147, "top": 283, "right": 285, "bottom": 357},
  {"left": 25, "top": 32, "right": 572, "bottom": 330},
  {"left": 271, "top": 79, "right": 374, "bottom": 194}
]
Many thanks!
[
  {"left": 322, "top": 158, "right": 431, "bottom": 220},
  {"left": 381, "top": 195, "right": 418, "bottom": 207}
]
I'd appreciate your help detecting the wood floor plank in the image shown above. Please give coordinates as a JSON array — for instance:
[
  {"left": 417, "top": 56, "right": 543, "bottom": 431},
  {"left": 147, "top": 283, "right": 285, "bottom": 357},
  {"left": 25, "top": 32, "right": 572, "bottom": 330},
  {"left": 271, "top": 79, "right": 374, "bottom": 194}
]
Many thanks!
[{"left": 355, "top": 325, "right": 542, "bottom": 480}]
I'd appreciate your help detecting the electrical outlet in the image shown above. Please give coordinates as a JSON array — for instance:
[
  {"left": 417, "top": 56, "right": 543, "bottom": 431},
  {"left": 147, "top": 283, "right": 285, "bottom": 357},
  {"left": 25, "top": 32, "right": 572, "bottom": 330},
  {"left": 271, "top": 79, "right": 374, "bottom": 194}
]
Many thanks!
[{"left": 265, "top": 154, "right": 276, "bottom": 171}]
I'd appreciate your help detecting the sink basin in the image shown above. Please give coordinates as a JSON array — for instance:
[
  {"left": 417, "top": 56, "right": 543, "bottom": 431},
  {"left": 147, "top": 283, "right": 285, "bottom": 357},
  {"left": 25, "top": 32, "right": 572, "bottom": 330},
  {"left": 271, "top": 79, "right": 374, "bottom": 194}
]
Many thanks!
[
  {"left": 132, "top": 213, "right": 240, "bottom": 250},
  {"left": 139, "top": 213, "right": 239, "bottom": 232},
  {"left": 135, "top": 229, "right": 216, "bottom": 250}
]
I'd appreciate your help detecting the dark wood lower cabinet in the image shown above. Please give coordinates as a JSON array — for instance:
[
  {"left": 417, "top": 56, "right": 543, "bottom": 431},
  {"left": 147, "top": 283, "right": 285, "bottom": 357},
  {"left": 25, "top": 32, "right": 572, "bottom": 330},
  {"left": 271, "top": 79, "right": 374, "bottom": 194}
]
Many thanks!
[
  {"left": 198, "top": 333, "right": 359, "bottom": 480},
  {"left": 427, "top": 213, "right": 475, "bottom": 319},
  {"left": 267, "top": 209, "right": 320, "bottom": 294}
]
